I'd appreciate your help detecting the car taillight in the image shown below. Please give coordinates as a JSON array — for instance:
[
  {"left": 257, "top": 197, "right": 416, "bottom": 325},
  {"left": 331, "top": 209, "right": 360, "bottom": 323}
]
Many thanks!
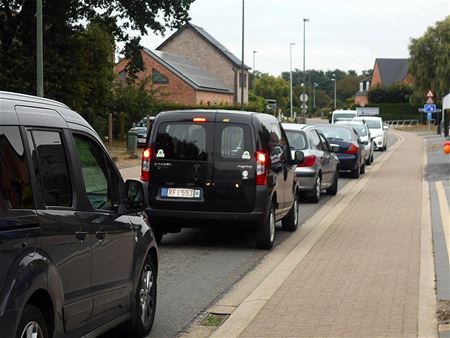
[
  {"left": 256, "top": 151, "right": 268, "bottom": 185},
  {"left": 299, "top": 155, "right": 316, "bottom": 167},
  {"left": 345, "top": 144, "right": 358, "bottom": 154},
  {"left": 141, "top": 148, "right": 152, "bottom": 182}
]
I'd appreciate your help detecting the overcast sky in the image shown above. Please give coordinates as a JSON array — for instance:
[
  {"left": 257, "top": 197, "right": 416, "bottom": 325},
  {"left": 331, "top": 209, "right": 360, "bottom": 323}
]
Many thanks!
[{"left": 139, "top": 0, "right": 449, "bottom": 75}]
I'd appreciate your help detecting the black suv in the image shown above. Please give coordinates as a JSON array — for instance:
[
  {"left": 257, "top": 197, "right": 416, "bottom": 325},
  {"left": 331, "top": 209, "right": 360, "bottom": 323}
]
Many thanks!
[
  {"left": 140, "top": 110, "right": 304, "bottom": 249},
  {"left": 0, "top": 91, "right": 157, "bottom": 338}
]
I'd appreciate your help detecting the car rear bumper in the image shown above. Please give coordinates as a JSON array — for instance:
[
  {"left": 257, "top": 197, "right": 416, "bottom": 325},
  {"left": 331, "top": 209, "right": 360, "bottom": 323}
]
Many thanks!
[
  {"left": 294, "top": 168, "right": 317, "bottom": 190},
  {"left": 337, "top": 154, "right": 359, "bottom": 170}
]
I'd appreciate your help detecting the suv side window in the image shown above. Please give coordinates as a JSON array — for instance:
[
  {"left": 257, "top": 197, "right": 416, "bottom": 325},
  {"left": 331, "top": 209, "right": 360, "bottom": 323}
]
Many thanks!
[
  {"left": 73, "top": 134, "right": 120, "bottom": 211},
  {"left": 0, "top": 126, "right": 33, "bottom": 210},
  {"left": 29, "top": 130, "right": 72, "bottom": 207}
]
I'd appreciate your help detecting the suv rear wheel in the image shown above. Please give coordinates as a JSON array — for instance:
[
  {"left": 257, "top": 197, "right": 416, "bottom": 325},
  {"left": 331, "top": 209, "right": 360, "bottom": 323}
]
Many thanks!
[
  {"left": 255, "top": 203, "right": 275, "bottom": 250},
  {"left": 17, "top": 305, "right": 49, "bottom": 338},
  {"left": 281, "top": 197, "right": 299, "bottom": 231}
]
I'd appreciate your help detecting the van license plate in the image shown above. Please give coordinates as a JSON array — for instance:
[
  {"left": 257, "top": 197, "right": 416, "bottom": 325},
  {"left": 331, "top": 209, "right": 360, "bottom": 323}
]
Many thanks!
[{"left": 162, "top": 188, "right": 200, "bottom": 199}]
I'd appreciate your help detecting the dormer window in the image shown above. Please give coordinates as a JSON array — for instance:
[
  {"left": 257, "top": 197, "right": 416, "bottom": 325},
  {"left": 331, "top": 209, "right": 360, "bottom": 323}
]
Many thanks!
[{"left": 152, "top": 69, "right": 169, "bottom": 85}]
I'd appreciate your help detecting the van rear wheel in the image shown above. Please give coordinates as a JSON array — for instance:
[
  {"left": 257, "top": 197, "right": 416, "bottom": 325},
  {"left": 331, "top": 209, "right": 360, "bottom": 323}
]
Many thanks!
[
  {"left": 255, "top": 203, "right": 275, "bottom": 250},
  {"left": 281, "top": 198, "right": 299, "bottom": 232}
]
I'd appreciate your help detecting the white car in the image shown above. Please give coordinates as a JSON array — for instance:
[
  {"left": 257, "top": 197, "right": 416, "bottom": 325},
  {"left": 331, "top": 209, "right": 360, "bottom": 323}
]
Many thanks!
[
  {"left": 353, "top": 116, "right": 388, "bottom": 151},
  {"left": 331, "top": 110, "right": 358, "bottom": 124}
]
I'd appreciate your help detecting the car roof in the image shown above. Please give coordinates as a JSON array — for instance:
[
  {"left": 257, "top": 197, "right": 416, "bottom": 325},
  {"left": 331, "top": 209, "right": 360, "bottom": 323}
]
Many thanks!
[
  {"left": 335, "top": 120, "right": 365, "bottom": 125},
  {"left": 281, "top": 123, "right": 307, "bottom": 130},
  {"left": 0, "top": 90, "right": 93, "bottom": 131}
]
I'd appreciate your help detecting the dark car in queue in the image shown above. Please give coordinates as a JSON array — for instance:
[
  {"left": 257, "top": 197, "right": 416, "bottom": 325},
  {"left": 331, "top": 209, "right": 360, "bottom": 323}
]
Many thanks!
[
  {"left": 335, "top": 120, "right": 374, "bottom": 165},
  {"left": 282, "top": 123, "right": 340, "bottom": 203},
  {"left": 140, "top": 110, "right": 304, "bottom": 250},
  {"left": 313, "top": 124, "right": 366, "bottom": 178},
  {"left": 0, "top": 91, "right": 158, "bottom": 338}
]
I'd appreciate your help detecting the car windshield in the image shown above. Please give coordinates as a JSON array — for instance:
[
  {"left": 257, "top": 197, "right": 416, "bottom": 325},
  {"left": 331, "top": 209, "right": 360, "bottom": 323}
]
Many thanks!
[
  {"left": 334, "top": 113, "right": 356, "bottom": 119},
  {"left": 285, "top": 130, "right": 308, "bottom": 150},
  {"left": 317, "top": 126, "right": 353, "bottom": 141},
  {"left": 365, "top": 120, "right": 382, "bottom": 129}
]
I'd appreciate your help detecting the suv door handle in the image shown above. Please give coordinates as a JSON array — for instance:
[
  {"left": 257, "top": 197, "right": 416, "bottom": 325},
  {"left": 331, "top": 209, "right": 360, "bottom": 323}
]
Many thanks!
[
  {"left": 96, "top": 231, "right": 107, "bottom": 241},
  {"left": 75, "top": 231, "right": 87, "bottom": 241}
]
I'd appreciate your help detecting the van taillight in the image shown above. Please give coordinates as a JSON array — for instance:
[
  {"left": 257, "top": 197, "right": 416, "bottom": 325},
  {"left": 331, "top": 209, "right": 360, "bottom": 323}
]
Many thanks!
[
  {"left": 256, "top": 151, "right": 268, "bottom": 185},
  {"left": 300, "top": 155, "right": 316, "bottom": 167},
  {"left": 141, "top": 148, "right": 152, "bottom": 182},
  {"left": 345, "top": 144, "right": 358, "bottom": 154}
]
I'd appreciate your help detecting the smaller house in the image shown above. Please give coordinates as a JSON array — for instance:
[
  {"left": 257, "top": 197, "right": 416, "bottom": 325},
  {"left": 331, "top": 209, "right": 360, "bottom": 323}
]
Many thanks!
[
  {"left": 115, "top": 48, "right": 233, "bottom": 106},
  {"left": 371, "top": 58, "right": 412, "bottom": 88}
]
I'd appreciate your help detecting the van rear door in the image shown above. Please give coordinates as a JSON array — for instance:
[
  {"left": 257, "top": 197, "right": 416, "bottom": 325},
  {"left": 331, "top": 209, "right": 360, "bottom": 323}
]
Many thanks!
[
  {"left": 212, "top": 113, "right": 256, "bottom": 212},
  {"left": 149, "top": 115, "right": 214, "bottom": 212}
]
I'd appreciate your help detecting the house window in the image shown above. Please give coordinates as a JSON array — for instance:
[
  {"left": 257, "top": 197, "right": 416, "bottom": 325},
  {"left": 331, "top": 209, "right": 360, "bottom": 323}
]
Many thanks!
[
  {"left": 119, "top": 70, "right": 126, "bottom": 81},
  {"left": 153, "top": 69, "right": 169, "bottom": 85},
  {"left": 239, "top": 72, "right": 247, "bottom": 88}
]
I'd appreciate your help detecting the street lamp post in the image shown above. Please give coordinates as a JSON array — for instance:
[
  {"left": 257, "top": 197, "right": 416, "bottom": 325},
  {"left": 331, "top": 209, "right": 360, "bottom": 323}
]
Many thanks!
[
  {"left": 313, "top": 82, "right": 319, "bottom": 113},
  {"left": 331, "top": 74, "right": 337, "bottom": 110},
  {"left": 302, "top": 18, "right": 309, "bottom": 118},
  {"left": 37, "top": 0, "right": 44, "bottom": 97},
  {"left": 290, "top": 43, "right": 295, "bottom": 119},
  {"left": 240, "top": 0, "right": 245, "bottom": 111}
]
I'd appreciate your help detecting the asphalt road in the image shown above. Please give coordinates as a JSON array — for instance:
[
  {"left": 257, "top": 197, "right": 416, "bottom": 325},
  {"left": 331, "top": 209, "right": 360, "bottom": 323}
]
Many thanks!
[{"left": 104, "top": 131, "right": 397, "bottom": 338}]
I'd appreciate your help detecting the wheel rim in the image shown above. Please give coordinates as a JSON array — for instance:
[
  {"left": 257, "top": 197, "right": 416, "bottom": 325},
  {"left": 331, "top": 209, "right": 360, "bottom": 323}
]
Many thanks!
[
  {"left": 21, "top": 321, "right": 43, "bottom": 338},
  {"left": 139, "top": 265, "right": 155, "bottom": 327},
  {"left": 316, "top": 176, "right": 321, "bottom": 200},
  {"left": 293, "top": 198, "right": 298, "bottom": 226},
  {"left": 269, "top": 209, "right": 275, "bottom": 243}
]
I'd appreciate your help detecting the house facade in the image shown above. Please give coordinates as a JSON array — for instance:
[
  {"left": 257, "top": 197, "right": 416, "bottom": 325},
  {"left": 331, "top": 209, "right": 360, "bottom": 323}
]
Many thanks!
[
  {"left": 115, "top": 48, "right": 233, "bottom": 106},
  {"left": 157, "top": 23, "right": 250, "bottom": 105}
]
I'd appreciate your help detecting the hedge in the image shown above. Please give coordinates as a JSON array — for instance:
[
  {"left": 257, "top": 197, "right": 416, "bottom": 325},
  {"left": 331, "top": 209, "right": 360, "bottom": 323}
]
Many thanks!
[{"left": 362, "top": 103, "right": 422, "bottom": 121}]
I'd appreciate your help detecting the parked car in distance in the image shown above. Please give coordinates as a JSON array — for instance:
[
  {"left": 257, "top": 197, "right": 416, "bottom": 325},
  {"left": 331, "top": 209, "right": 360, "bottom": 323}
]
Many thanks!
[
  {"left": 141, "top": 110, "right": 304, "bottom": 249},
  {"left": 0, "top": 91, "right": 158, "bottom": 338},
  {"left": 336, "top": 120, "right": 374, "bottom": 165},
  {"left": 129, "top": 116, "right": 155, "bottom": 147},
  {"left": 331, "top": 109, "right": 358, "bottom": 124},
  {"left": 353, "top": 116, "right": 388, "bottom": 151},
  {"left": 283, "top": 123, "right": 340, "bottom": 203},
  {"left": 314, "top": 124, "right": 366, "bottom": 178}
]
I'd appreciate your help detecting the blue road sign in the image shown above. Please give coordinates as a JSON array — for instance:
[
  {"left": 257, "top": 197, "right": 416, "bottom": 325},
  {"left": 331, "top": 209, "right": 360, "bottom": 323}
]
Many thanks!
[
  {"left": 424, "top": 104, "right": 437, "bottom": 113},
  {"left": 427, "top": 112, "right": 432, "bottom": 120}
]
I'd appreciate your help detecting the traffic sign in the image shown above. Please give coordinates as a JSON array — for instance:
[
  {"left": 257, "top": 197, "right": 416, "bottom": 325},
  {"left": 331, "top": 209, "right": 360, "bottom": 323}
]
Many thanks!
[
  {"left": 300, "top": 93, "right": 308, "bottom": 102},
  {"left": 426, "top": 97, "right": 434, "bottom": 104},
  {"left": 426, "top": 90, "right": 434, "bottom": 98},
  {"left": 424, "top": 104, "right": 437, "bottom": 113}
]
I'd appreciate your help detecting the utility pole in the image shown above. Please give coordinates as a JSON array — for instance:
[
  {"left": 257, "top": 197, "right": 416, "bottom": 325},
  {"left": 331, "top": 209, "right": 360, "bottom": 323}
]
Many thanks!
[
  {"left": 240, "top": 0, "right": 245, "bottom": 110},
  {"left": 253, "top": 50, "right": 257, "bottom": 73},
  {"left": 302, "top": 18, "right": 309, "bottom": 118},
  {"left": 36, "top": 0, "right": 44, "bottom": 97},
  {"left": 290, "top": 43, "right": 295, "bottom": 119},
  {"left": 313, "top": 83, "right": 319, "bottom": 113},
  {"left": 331, "top": 74, "right": 337, "bottom": 110}
]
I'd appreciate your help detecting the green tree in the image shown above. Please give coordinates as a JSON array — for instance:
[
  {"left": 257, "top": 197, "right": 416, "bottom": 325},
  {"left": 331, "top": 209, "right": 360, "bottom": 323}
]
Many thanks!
[
  {"left": 253, "top": 75, "right": 289, "bottom": 110},
  {"left": 409, "top": 16, "right": 450, "bottom": 103}
]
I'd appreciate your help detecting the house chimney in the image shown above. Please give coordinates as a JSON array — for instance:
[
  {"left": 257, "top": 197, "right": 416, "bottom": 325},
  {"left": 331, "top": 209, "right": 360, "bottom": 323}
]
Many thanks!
[
  {"left": 366, "top": 81, "right": 370, "bottom": 91},
  {"left": 359, "top": 82, "right": 363, "bottom": 92}
]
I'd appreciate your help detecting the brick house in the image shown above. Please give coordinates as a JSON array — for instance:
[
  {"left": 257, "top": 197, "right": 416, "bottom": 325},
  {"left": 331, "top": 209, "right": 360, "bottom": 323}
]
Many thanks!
[
  {"left": 355, "top": 58, "right": 413, "bottom": 106},
  {"left": 157, "top": 23, "right": 250, "bottom": 105},
  {"left": 115, "top": 48, "right": 233, "bottom": 106}
]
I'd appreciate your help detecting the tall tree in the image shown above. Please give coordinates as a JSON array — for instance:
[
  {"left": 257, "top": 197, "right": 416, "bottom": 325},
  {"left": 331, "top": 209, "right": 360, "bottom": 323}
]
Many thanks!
[
  {"left": 253, "top": 75, "right": 289, "bottom": 110},
  {"left": 409, "top": 16, "right": 450, "bottom": 103}
]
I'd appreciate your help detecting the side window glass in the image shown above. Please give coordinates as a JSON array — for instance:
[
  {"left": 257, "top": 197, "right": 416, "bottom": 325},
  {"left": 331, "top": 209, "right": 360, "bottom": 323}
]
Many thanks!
[
  {"left": 310, "top": 131, "right": 323, "bottom": 150},
  {"left": 73, "top": 134, "right": 120, "bottom": 211},
  {"left": 318, "top": 133, "right": 330, "bottom": 152},
  {"left": 30, "top": 130, "right": 72, "bottom": 207},
  {"left": 0, "top": 126, "right": 33, "bottom": 210}
]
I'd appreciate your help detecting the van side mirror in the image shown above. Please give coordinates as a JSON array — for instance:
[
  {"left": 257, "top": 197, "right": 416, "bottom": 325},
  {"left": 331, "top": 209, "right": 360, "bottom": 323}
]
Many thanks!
[
  {"left": 124, "top": 179, "right": 148, "bottom": 213},
  {"left": 293, "top": 150, "right": 304, "bottom": 165}
]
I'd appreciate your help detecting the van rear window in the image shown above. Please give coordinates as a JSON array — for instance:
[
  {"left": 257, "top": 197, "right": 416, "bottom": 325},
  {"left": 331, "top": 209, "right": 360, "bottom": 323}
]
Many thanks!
[
  {"left": 154, "top": 122, "right": 209, "bottom": 161},
  {"left": 218, "top": 124, "right": 252, "bottom": 161}
]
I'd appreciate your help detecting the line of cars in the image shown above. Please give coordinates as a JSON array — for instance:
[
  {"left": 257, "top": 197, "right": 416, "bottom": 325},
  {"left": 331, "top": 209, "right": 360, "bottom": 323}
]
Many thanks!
[{"left": 0, "top": 90, "right": 389, "bottom": 338}]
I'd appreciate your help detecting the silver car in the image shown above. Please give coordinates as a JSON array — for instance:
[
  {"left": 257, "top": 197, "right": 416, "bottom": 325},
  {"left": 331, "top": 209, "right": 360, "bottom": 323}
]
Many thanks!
[
  {"left": 336, "top": 120, "right": 374, "bottom": 165},
  {"left": 283, "top": 123, "right": 340, "bottom": 203},
  {"left": 129, "top": 116, "right": 155, "bottom": 147}
]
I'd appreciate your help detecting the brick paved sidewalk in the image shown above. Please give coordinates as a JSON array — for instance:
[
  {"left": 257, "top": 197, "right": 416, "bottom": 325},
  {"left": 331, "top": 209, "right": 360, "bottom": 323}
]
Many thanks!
[{"left": 239, "top": 131, "right": 432, "bottom": 337}]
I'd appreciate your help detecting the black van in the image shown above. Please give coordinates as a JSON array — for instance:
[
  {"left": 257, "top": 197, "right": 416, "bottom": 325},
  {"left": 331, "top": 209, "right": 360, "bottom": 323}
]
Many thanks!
[
  {"left": 0, "top": 91, "right": 157, "bottom": 338},
  {"left": 140, "top": 110, "right": 304, "bottom": 249}
]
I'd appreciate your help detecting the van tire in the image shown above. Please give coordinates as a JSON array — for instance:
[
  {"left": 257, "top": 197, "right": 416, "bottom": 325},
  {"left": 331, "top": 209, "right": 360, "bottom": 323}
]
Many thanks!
[
  {"left": 16, "top": 305, "right": 49, "bottom": 338},
  {"left": 281, "top": 197, "right": 299, "bottom": 232},
  {"left": 255, "top": 203, "right": 275, "bottom": 250}
]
